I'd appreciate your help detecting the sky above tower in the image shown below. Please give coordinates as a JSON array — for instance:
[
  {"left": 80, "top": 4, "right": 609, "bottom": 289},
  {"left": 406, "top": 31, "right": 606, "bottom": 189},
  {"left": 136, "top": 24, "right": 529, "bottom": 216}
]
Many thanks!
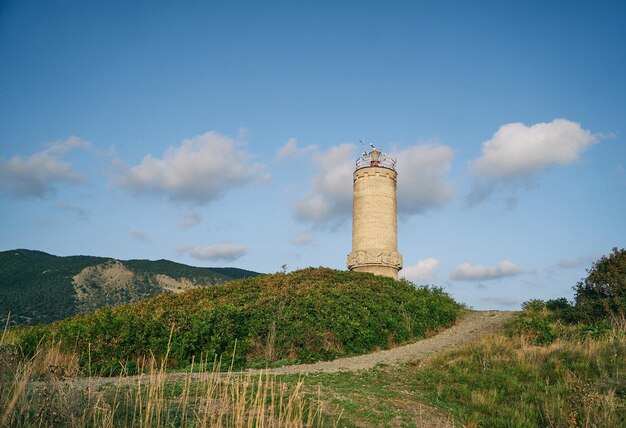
[{"left": 1, "top": 1, "right": 625, "bottom": 309}]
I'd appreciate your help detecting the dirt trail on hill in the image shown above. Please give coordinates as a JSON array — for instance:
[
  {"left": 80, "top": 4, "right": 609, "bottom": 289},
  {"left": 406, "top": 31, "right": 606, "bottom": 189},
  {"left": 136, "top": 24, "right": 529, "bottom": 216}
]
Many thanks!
[
  {"left": 68, "top": 310, "right": 514, "bottom": 390},
  {"left": 267, "top": 310, "right": 514, "bottom": 375}
]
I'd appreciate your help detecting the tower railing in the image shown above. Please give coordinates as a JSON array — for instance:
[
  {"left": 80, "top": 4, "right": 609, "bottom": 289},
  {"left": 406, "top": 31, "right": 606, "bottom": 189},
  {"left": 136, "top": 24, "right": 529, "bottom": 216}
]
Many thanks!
[{"left": 355, "top": 149, "right": 396, "bottom": 171}]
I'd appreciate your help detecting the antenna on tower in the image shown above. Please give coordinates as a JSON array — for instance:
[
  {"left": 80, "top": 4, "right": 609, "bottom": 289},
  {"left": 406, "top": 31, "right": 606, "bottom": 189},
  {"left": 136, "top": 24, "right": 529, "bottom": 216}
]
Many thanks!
[{"left": 360, "top": 140, "right": 366, "bottom": 156}]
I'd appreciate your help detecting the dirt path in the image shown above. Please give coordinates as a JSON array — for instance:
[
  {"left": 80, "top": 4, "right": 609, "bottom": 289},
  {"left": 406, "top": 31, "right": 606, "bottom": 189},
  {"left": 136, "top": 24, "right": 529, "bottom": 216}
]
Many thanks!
[
  {"left": 69, "top": 310, "right": 514, "bottom": 390},
  {"left": 268, "top": 310, "right": 514, "bottom": 374}
]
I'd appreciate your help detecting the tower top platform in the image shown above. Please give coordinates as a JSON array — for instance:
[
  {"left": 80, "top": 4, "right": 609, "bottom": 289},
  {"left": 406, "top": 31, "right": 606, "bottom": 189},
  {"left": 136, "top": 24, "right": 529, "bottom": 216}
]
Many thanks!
[{"left": 355, "top": 146, "right": 396, "bottom": 171}]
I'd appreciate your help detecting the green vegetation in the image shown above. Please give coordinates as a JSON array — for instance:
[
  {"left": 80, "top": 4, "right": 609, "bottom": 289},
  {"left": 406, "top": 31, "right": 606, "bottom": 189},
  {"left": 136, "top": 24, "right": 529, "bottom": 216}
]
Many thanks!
[
  {"left": 402, "top": 249, "right": 626, "bottom": 427},
  {"left": 288, "top": 310, "right": 624, "bottom": 426},
  {"left": 0, "top": 249, "right": 259, "bottom": 327},
  {"left": 288, "top": 368, "right": 453, "bottom": 426},
  {"left": 3, "top": 249, "right": 623, "bottom": 426},
  {"left": 276, "top": 249, "right": 626, "bottom": 426},
  {"left": 123, "top": 258, "right": 257, "bottom": 281},
  {"left": 573, "top": 247, "right": 626, "bottom": 323},
  {"left": 0, "top": 250, "right": 104, "bottom": 326},
  {"left": 15, "top": 268, "right": 461, "bottom": 375},
  {"left": 416, "top": 315, "right": 625, "bottom": 426}
]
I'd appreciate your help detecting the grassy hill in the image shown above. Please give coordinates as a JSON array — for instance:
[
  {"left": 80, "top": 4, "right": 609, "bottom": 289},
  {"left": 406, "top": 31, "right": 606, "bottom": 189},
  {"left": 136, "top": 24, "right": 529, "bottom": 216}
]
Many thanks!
[
  {"left": 0, "top": 249, "right": 259, "bottom": 327},
  {"left": 15, "top": 267, "right": 462, "bottom": 375}
]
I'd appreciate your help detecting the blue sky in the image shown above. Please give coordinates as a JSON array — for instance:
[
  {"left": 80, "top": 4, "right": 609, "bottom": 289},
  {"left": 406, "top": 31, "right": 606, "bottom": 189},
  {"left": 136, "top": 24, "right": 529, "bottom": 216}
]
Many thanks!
[{"left": 1, "top": 1, "right": 625, "bottom": 309}]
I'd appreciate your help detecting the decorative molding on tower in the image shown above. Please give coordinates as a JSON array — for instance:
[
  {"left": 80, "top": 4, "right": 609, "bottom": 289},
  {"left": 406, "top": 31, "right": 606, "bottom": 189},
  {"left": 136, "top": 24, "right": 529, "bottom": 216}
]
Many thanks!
[{"left": 347, "top": 249, "right": 403, "bottom": 270}]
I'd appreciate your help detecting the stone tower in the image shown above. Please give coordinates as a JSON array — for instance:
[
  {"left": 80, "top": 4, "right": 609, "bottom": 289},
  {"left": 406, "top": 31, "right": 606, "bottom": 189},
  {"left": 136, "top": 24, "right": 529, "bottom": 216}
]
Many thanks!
[{"left": 347, "top": 146, "right": 402, "bottom": 279}]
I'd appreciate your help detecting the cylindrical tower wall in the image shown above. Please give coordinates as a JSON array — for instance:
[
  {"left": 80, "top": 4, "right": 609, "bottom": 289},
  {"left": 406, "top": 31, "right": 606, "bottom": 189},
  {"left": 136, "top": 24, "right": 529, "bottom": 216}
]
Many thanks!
[
  {"left": 347, "top": 166, "right": 402, "bottom": 279},
  {"left": 352, "top": 168, "right": 397, "bottom": 251}
]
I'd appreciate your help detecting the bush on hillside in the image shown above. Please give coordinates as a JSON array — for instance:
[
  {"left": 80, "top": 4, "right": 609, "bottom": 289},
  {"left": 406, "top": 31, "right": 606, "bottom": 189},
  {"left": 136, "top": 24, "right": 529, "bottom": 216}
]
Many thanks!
[
  {"left": 512, "top": 248, "right": 626, "bottom": 340},
  {"left": 15, "top": 268, "right": 461, "bottom": 375},
  {"left": 510, "top": 294, "right": 615, "bottom": 345},
  {"left": 508, "top": 300, "right": 556, "bottom": 345},
  {"left": 543, "top": 298, "right": 577, "bottom": 323},
  {"left": 573, "top": 247, "right": 626, "bottom": 323}
]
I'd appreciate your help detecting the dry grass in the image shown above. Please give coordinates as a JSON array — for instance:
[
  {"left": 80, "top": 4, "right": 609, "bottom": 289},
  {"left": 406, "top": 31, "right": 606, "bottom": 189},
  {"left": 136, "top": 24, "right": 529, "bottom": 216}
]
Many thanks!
[
  {"left": 1, "top": 339, "right": 329, "bottom": 427},
  {"left": 1, "top": 313, "right": 10, "bottom": 346}
]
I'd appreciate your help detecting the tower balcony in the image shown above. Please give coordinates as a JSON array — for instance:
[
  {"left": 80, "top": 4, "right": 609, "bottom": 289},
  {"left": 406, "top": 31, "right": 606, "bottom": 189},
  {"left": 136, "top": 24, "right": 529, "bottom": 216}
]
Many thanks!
[{"left": 355, "top": 148, "right": 396, "bottom": 171}]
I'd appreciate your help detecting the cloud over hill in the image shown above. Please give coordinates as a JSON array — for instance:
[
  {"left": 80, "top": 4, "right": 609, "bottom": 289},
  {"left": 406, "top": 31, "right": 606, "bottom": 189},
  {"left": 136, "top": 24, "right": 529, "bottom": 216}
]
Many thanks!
[{"left": 116, "top": 132, "right": 267, "bottom": 205}]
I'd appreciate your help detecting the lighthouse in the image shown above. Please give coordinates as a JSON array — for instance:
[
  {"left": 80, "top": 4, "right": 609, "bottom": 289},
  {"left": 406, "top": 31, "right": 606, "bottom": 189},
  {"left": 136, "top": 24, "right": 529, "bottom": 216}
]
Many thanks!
[{"left": 347, "top": 145, "right": 402, "bottom": 279}]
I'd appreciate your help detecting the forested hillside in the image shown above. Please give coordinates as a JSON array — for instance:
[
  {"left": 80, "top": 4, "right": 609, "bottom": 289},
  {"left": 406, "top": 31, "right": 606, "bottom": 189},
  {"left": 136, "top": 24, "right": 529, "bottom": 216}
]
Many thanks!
[{"left": 0, "top": 249, "right": 259, "bottom": 326}]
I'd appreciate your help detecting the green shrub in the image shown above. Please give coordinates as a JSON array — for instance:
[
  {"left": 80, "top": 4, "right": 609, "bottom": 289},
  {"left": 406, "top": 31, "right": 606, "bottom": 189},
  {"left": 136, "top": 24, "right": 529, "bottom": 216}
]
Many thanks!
[
  {"left": 576, "top": 320, "right": 612, "bottom": 340},
  {"left": 521, "top": 298, "right": 547, "bottom": 312},
  {"left": 544, "top": 297, "right": 570, "bottom": 311},
  {"left": 573, "top": 247, "right": 626, "bottom": 323},
  {"left": 514, "top": 296, "right": 615, "bottom": 345},
  {"left": 545, "top": 298, "right": 577, "bottom": 323},
  {"left": 508, "top": 311, "right": 556, "bottom": 345},
  {"left": 15, "top": 268, "right": 461, "bottom": 375}
]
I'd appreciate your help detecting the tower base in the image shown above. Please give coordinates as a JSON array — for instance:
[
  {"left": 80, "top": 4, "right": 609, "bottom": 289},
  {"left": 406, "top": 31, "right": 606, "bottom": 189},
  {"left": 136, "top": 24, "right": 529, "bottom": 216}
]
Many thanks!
[{"left": 347, "top": 249, "right": 402, "bottom": 280}]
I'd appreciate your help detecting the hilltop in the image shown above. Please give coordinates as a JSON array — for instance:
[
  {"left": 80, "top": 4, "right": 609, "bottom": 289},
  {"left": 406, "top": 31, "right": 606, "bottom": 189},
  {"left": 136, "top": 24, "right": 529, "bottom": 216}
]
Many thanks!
[
  {"left": 0, "top": 249, "right": 259, "bottom": 326},
  {"left": 16, "top": 267, "right": 461, "bottom": 375}
]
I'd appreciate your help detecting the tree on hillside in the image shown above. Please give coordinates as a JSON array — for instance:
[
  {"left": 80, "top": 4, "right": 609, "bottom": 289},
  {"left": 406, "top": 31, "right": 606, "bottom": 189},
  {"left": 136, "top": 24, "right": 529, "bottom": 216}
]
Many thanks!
[{"left": 574, "top": 247, "right": 626, "bottom": 323}]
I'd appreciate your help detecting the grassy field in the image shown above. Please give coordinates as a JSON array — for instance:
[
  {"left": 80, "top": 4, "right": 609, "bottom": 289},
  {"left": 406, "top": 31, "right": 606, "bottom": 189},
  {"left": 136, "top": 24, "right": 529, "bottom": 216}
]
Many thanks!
[
  {"left": 295, "top": 302, "right": 626, "bottom": 427},
  {"left": 2, "top": 307, "right": 625, "bottom": 426}
]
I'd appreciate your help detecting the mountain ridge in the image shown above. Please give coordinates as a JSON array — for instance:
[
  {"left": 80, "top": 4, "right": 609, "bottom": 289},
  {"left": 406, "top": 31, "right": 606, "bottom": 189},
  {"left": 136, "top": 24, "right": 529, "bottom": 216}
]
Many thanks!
[{"left": 0, "top": 248, "right": 260, "bottom": 327}]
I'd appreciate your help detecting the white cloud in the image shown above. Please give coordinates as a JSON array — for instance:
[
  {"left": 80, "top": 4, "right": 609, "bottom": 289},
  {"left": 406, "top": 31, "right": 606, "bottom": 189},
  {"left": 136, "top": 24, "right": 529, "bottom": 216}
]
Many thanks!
[
  {"left": 450, "top": 260, "right": 523, "bottom": 281},
  {"left": 558, "top": 258, "right": 583, "bottom": 268},
  {"left": 472, "top": 119, "right": 597, "bottom": 178},
  {"left": 177, "top": 244, "right": 247, "bottom": 262},
  {"left": 293, "top": 142, "right": 454, "bottom": 226},
  {"left": 394, "top": 145, "right": 454, "bottom": 215},
  {"left": 291, "top": 233, "right": 313, "bottom": 246},
  {"left": 557, "top": 255, "right": 595, "bottom": 269},
  {"left": 401, "top": 258, "right": 441, "bottom": 282},
  {"left": 117, "top": 132, "right": 266, "bottom": 205},
  {"left": 130, "top": 228, "right": 151, "bottom": 242},
  {"left": 46, "top": 136, "right": 92, "bottom": 154},
  {"left": 275, "top": 138, "right": 317, "bottom": 161},
  {"left": 292, "top": 143, "right": 355, "bottom": 225},
  {"left": 0, "top": 136, "right": 90, "bottom": 198}
]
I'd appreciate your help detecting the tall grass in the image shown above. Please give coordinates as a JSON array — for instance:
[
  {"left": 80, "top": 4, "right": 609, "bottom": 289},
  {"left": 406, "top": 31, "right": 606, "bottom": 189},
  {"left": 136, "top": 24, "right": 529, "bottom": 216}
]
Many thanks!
[
  {"left": 416, "top": 321, "right": 626, "bottom": 427},
  {"left": 1, "top": 312, "right": 10, "bottom": 346},
  {"left": 1, "top": 340, "right": 329, "bottom": 427}
]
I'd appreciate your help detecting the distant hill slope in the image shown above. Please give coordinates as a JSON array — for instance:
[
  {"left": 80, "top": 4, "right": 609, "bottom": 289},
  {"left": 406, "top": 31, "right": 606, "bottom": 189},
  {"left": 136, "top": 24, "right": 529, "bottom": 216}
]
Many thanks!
[{"left": 0, "top": 249, "right": 260, "bottom": 326}]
